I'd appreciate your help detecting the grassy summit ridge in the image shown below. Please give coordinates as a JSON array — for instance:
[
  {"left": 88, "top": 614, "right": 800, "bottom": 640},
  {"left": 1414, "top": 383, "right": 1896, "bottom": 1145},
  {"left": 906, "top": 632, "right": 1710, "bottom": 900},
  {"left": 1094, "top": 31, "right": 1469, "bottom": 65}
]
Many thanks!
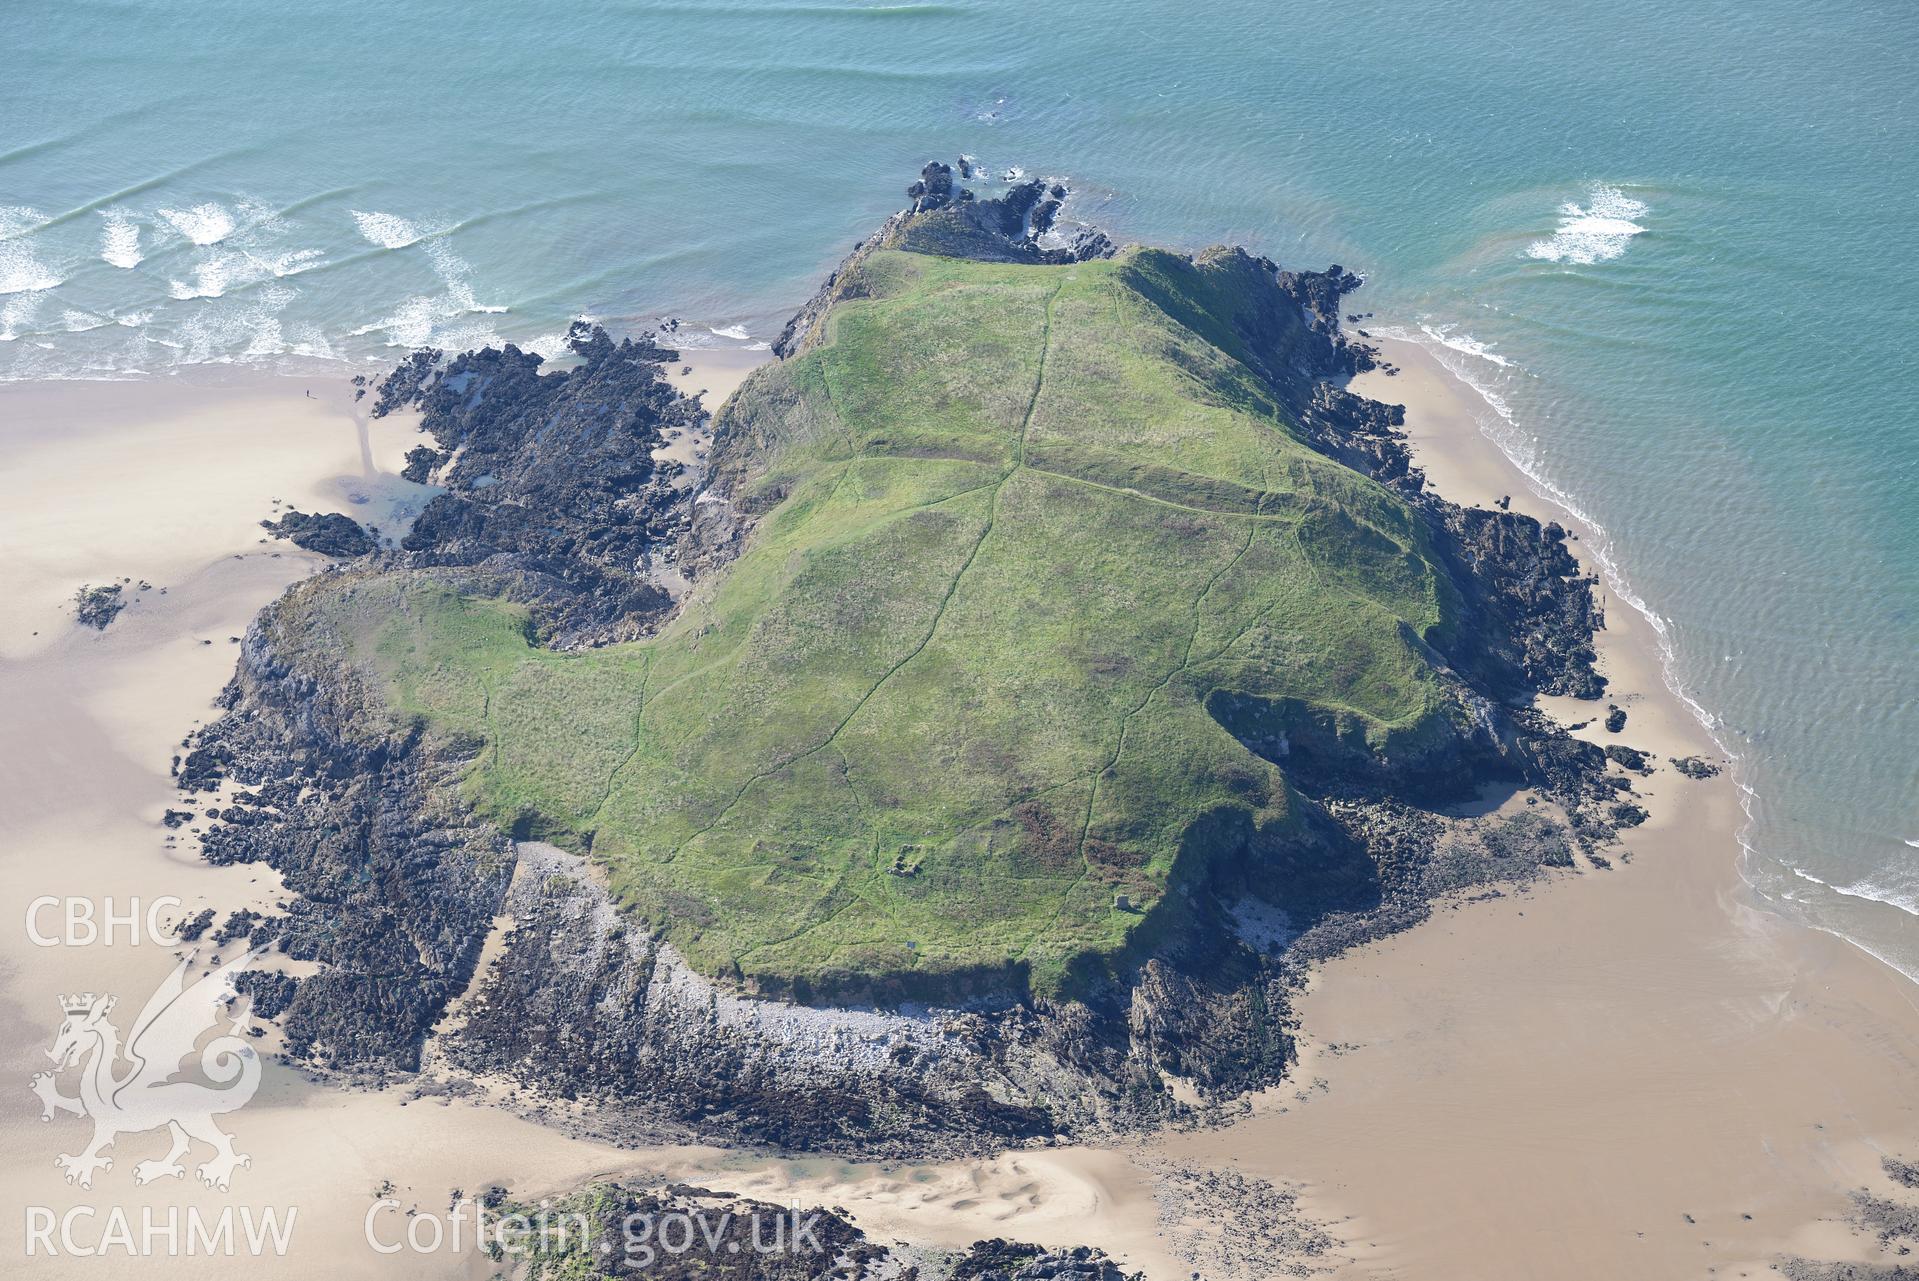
[{"left": 338, "top": 244, "right": 1473, "bottom": 999}]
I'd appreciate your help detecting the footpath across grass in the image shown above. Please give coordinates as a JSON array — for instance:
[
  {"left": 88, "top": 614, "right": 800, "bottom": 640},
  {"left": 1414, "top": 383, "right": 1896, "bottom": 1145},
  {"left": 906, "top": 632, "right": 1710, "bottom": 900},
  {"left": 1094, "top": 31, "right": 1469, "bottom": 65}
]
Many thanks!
[{"left": 321, "top": 245, "right": 1459, "bottom": 1000}]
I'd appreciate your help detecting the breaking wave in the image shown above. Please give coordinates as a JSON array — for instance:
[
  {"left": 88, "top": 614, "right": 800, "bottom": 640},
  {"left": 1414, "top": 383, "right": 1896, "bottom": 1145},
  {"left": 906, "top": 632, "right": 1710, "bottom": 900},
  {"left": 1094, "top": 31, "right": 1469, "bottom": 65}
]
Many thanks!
[
  {"left": 350, "top": 209, "right": 426, "bottom": 249},
  {"left": 158, "top": 201, "right": 238, "bottom": 246},
  {"left": 0, "top": 239, "right": 64, "bottom": 295},
  {"left": 0, "top": 295, "right": 40, "bottom": 341},
  {"left": 1830, "top": 874, "right": 1919, "bottom": 919},
  {"left": 0, "top": 208, "right": 65, "bottom": 295},
  {"left": 167, "top": 246, "right": 325, "bottom": 300},
  {"left": 1416, "top": 322, "right": 1515, "bottom": 368},
  {"left": 347, "top": 211, "right": 505, "bottom": 348},
  {"left": 1525, "top": 184, "right": 1648, "bottom": 265},
  {"left": 99, "top": 211, "right": 143, "bottom": 268}
]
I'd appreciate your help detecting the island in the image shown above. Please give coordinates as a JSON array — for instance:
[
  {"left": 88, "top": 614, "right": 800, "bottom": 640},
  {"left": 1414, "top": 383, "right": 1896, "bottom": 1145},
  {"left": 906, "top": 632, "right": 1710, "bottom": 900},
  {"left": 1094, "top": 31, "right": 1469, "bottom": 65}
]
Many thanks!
[{"left": 176, "top": 163, "right": 1631, "bottom": 1164}]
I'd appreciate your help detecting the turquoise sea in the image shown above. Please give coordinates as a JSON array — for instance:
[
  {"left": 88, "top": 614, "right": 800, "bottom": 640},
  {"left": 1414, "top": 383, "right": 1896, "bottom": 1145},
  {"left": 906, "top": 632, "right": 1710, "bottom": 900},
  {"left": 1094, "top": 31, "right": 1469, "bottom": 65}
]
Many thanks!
[{"left": 7, "top": 0, "right": 1914, "bottom": 974}]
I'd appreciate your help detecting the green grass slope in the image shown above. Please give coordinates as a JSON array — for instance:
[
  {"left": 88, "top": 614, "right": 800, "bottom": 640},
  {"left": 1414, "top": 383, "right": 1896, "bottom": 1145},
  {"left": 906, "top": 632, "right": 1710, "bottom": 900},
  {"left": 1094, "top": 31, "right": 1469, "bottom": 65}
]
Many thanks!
[{"left": 335, "top": 246, "right": 1469, "bottom": 999}]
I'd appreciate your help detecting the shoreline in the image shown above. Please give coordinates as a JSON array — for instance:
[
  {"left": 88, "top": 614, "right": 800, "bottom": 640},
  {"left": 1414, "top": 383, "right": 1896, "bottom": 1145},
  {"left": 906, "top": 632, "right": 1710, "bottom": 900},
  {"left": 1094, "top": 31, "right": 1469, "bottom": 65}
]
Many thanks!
[
  {"left": 1271, "top": 332, "right": 1919, "bottom": 1277},
  {"left": 0, "top": 350, "right": 773, "bottom": 1277},
  {"left": 1359, "top": 328, "right": 1919, "bottom": 991},
  {"left": 0, "top": 323, "right": 1914, "bottom": 1278}
]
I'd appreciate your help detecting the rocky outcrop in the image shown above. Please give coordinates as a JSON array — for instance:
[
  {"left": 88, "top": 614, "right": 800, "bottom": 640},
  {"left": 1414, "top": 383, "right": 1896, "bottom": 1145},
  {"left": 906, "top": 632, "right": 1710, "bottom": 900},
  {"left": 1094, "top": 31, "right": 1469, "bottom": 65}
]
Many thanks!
[
  {"left": 895, "top": 161, "right": 1115, "bottom": 265},
  {"left": 260, "top": 510, "right": 376, "bottom": 557},
  {"left": 375, "top": 322, "right": 706, "bottom": 646},
  {"left": 399, "top": 445, "right": 439, "bottom": 484},
  {"left": 181, "top": 579, "right": 515, "bottom": 1069},
  {"left": 773, "top": 163, "right": 1114, "bottom": 360},
  {"left": 485, "top": 1183, "right": 891, "bottom": 1280},
  {"left": 953, "top": 1240, "right": 1139, "bottom": 1281},
  {"left": 477, "top": 1180, "right": 1136, "bottom": 1281},
  {"left": 1433, "top": 506, "right": 1605, "bottom": 699},
  {"left": 1774, "top": 1263, "right": 1919, "bottom": 1281},
  {"left": 72, "top": 583, "right": 126, "bottom": 629},
  {"left": 1238, "top": 262, "right": 1607, "bottom": 703},
  {"left": 1775, "top": 1157, "right": 1919, "bottom": 1281},
  {"left": 424, "top": 769, "right": 1597, "bottom": 1153},
  {"left": 443, "top": 843, "right": 1075, "bottom": 1154}
]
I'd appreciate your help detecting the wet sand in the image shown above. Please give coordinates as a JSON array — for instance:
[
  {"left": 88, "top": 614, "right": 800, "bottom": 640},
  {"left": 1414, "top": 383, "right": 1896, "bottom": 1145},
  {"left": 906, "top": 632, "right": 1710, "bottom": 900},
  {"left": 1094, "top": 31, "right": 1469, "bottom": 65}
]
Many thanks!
[
  {"left": 2, "top": 341, "right": 1914, "bottom": 1278},
  {"left": 0, "top": 366, "right": 715, "bottom": 1276},
  {"left": 1217, "top": 336, "right": 1919, "bottom": 1277}
]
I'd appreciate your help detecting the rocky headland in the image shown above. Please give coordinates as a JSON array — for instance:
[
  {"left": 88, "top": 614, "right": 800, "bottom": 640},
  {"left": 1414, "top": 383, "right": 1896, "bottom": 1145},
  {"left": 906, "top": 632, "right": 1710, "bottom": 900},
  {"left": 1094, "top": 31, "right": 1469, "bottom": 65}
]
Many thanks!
[{"left": 172, "top": 163, "right": 1647, "bottom": 1159}]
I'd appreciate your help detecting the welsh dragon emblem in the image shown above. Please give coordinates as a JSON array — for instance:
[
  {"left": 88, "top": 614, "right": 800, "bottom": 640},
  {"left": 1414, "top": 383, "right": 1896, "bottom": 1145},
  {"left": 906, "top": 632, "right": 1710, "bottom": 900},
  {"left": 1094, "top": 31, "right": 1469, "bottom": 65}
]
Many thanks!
[{"left": 29, "top": 950, "right": 263, "bottom": 1190}]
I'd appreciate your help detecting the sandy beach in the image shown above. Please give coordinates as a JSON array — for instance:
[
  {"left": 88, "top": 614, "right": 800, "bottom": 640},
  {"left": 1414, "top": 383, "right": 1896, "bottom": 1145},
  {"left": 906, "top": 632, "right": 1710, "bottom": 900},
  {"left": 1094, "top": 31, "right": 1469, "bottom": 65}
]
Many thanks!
[
  {"left": 1144, "top": 336, "right": 1919, "bottom": 1278},
  {"left": 0, "top": 367, "right": 694, "bottom": 1276},
  {"left": 2, "top": 338, "right": 1914, "bottom": 1278}
]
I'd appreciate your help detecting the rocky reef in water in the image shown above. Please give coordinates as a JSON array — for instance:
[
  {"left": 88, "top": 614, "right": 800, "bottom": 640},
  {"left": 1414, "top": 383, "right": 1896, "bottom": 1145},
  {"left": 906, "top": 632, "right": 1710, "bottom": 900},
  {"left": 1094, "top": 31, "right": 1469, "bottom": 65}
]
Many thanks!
[{"left": 173, "top": 163, "right": 1642, "bottom": 1157}]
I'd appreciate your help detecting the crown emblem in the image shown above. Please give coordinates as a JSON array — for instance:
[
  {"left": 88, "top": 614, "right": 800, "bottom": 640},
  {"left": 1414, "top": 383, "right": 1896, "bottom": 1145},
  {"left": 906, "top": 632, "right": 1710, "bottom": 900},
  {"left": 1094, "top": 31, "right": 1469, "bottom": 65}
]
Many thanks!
[{"left": 35, "top": 953, "right": 263, "bottom": 1192}]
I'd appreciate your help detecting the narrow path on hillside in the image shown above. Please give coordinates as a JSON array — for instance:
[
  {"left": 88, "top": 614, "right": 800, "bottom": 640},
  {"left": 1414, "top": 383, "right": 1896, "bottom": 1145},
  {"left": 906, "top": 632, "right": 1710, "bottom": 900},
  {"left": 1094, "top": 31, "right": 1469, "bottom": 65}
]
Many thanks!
[{"left": 671, "top": 280, "right": 1066, "bottom": 854}]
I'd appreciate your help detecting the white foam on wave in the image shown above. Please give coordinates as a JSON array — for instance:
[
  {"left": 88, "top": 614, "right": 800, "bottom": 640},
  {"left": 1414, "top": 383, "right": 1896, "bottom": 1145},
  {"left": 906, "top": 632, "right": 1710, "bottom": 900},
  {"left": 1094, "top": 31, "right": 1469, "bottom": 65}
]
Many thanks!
[
  {"left": 1819, "top": 859, "right": 1919, "bottom": 920},
  {"left": 158, "top": 202, "right": 238, "bottom": 246},
  {"left": 168, "top": 246, "right": 325, "bottom": 300},
  {"left": 0, "top": 209, "right": 65, "bottom": 295},
  {"left": 0, "top": 205, "right": 47, "bottom": 238},
  {"left": 348, "top": 213, "right": 506, "bottom": 348},
  {"left": 1525, "top": 184, "right": 1648, "bottom": 265},
  {"left": 171, "top": 282, "right": 330, "bottom": 366},
  {"left": 59, "top": 309, "right": 108, "bottom": 333},
  {"left": 5, "top": 196, "right": 519, "bottom": 377},
  {"left": 1826, "top": 882, "right": 1919, "bottom": 920},
  {"left": 351, "top": 209, "right": 425, "bottom": 250},
  {"left": 159, "top": 196, "right": 317, "bottom": 299},
  {"left": 0, "top": 295, "right": 41, "bottom": 341},
  {"left": 709, "top": 323, "right": 751, "bottom": 341},
  {"left": 354, "top": 211, "right": 503, "bottom": 309},
  {"left": 350, "top": 295, "right": 437, "bottom": 346},
  {"left": 350, "top": 292, "right": 502, "bottom": 351},
  {"left": 0, "top": 239, "right": 64, "bottom": 295},
  {"left": 168, "top": 257, "right": 234, "bottom": 301},
  {"left": 99, "top": 211, "right": 143, "bottom": 269},
  {"left": 426, "top": 240, "right": 505, "bottom": 314},
  {"left": 521, "top": 323, "right": 591, "bottom": 362},
  {"left": 270, "top": 247, "right": 326, "bottom": 278},
  {"left": 1417, "top": 322, "right": 1514, "bottom": 368}
]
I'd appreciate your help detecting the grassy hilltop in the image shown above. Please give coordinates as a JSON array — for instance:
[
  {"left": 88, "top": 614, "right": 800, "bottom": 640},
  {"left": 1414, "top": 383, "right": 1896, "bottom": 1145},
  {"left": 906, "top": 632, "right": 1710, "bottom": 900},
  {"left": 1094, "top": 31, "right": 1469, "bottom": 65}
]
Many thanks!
[{"left": 316, "top": 243, "right": 1474, "bottom": 999}]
